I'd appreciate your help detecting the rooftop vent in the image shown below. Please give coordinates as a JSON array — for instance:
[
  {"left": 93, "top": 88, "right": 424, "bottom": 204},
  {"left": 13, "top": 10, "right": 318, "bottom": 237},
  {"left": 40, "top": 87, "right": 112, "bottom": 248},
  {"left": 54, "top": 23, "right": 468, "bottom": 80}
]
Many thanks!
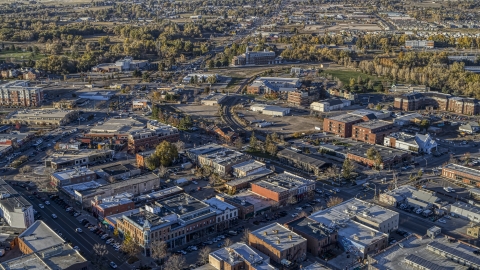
[
  {"left": 264, "top": 231, "right": 268, "bottom": 236},
  {"left": 370, "top": 231, "right": 375, "bottom": 237},
  {"left": 288, "top": 235, "right": 292, "bottom": 240},
  {"left": 353, "top": 234, "right": 359, "bottom": 241}
]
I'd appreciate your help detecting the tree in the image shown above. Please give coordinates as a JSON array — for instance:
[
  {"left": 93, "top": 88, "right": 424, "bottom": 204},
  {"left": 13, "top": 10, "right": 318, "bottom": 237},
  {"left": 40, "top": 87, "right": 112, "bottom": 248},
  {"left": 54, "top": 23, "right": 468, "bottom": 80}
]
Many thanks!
[
  {"left": 223, "top": 238, "right": 233, "bottom": 247},
  {"left": 154, "top": 141, "right": 178, "bottom": 166},
  {"left": 150, "top": 240, "right": 167, "bottom": 262},
  {"left": 198, "top": 246, "right": 211, "bottom": 265},
  {"left": 145, "top": 154, "right": 160, "bottom": 170},
  {"left": 164, "top": 255, "right": 186, "bottom": 270},
  {"left": 157, "top": 165, "right": 168, "bottom": 178},
  {"left": 366, "top": 147, "right": 378, "bottom": 160},
  {"left": 121, "top": 233, "right": 141, "bottom": 258},
  {"left": 341, "top": 159, "right": 355, "bottom": 180},
  {"left": 240, "top": 228, "right": 250, "bottom": 243},
  {"left": 249, "top": 132, "right": 257, "bottom": 151},
  {"left": 417, "top": 169, "right": 423, "bottom": 178},
  {"left": 327, "top": 196, "right": 343, "bottom": 208},
  {"left": 234, "top": 137, "right": 243, "bottom": 149},
  {"left": 92, "top": 243, "right": 108, "bottom": 270},
  {"left": 174, "top": 140, "right": 185, "bottom": 153},
  {"left": 19, "top": 165, "right": 32, "bottom": 175}
]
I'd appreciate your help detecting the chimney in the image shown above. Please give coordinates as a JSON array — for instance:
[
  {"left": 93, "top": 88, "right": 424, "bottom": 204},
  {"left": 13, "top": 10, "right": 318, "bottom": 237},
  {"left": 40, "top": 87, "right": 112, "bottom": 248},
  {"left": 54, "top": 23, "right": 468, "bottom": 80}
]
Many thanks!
[
  {"left": 264, "top": 231, "right": 268, "bottom": 236},
  {"left": 276, "top": 240, "right": 280, "bottom": 244},
  {"left": 288, "top": 235, "right": 293, "bottom": 240}
]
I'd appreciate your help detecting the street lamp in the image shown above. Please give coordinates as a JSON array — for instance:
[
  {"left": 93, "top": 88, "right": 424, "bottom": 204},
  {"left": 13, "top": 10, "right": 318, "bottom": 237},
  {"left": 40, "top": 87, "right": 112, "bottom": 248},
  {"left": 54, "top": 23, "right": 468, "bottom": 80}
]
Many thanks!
[{"left": 370, "top": 182, "right": 377, "bottom": 200}]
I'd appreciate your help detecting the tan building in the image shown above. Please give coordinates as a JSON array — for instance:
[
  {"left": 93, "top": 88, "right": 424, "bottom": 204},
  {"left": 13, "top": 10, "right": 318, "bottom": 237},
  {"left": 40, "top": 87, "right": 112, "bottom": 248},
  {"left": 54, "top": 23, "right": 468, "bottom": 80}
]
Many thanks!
[
  {"left": 52, "top": 99, "right": 77, "bottom": 109},
  {"left": 209, "top": 242, "right": 276, "bottom": 270},
  {"left": 249, "top": 223, "right": 307, "bottom": 264},
  {"left": 467, "top": 226, "right": 480, "bottom": 238},
  {"left": 3, "top": 109, "right": 77, "bottom": 126}
]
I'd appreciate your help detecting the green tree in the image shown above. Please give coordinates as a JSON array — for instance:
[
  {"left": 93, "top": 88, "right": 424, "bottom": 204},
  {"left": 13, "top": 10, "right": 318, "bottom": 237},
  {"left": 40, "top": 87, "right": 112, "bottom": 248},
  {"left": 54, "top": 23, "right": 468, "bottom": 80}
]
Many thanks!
[
  {"left": 145, "top": 154, "right": 160, "bottom": 170},
  {"left": 341, "top": 158, "right": 355, "bottom": 180},
  {"left": 155, "top": 141, "right": 178, "bottom": 166},
  {"left": 249, "top": 132, "right": 257, "bottom": 151}
]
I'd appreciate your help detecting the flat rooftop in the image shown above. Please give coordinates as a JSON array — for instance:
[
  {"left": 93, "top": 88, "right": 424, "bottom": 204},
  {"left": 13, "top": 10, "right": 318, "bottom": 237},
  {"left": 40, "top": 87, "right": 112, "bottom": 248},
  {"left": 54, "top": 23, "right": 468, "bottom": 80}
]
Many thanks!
[
  {"left": 135, "top": 186, "right": 184, "bottom": 202},
  {"left": 160, "top": 193, "right": 210, "bottom": 216},
  {"left": 204, "top": 197, "right": 236, "bottom": 211},
  {"left": 250, "top": 223, "right": 306, "bottom": 252},
  {"left": 89, "top": 118, "right": 144, "bottom": 134},
  {"left": 226, "top": 169, "right": 273, "bottom": 187},
  {"left": 443, "top": 163, "right": 480, "bottom": 178},
  {"left": 19, "top": 221, "right": 64, "bottom": 252},
  {"left": 232, "top": 160, "right": 265, "bottom": 173},
  {"left": 277, "top": 149, "right": 330, "bottom": 168},
  {"left": 77, "top": 173, "right": 159, "bottom": 197},
  {"left": 187, "top": 143, "right": 224, "bottom": 157},
  {"left": 326, "top": 114, "right": 362, "bottom": 123},
  {"left": 201, "top": 148, "right": 247, "bottom": 165},
  {"left": 370, "top": 234, "right": 476, "bottom": 270},
  {"left": 100, "top": 163, "right": 137, "bottom": 176},
  {"left": 203, "top": 93, "right": 226, "bottom": 101},
  {"left": 0, "top": 179, "right": 31, "bottom": 213},
  {"left": 61, "top": 181, "right": 102, "bottom": 196},
  {"left": 48, "top": 149, "right": 114, "bottom": 163},
  {"left": 285, "top": 217, "right": 335, "bottom": 241},
  {"left": 210, "top": 242, "right": 270, "bottom": 266},
  {"left": 253, "top": 172, "right": 314, "bottom": 193},
  {"left": 6, "top": 109, "right": 73, "bottom": 120},
  {"left": 353, "top": 120, "right": 392, "bottom": 129},
  {"left": 230, "top": 191, "right": 275, "bottom": 212},
  {"left": 51, "top": 167, "right": 95, "bottom": 181},
  {"left": 320, "top": 138, "right": 409, "bottom": 161},
  {"left": 97, "top": 192, "right": 133, "bottom": 209}
]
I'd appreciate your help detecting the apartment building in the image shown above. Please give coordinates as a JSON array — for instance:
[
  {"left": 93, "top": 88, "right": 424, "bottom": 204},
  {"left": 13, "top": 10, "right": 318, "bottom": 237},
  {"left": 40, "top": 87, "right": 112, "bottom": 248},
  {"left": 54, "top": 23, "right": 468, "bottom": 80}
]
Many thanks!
[
  {"left": 352, "top": 120, "right": 396, "bottom": 145},
  {"left": 322, "top": 114, "right": 363, "bottom": 138},
  {"left": 394, "top": 91, "right": 480, "bottom": 115},
  {"left": 287, "top": 89, "right": 319, "bottom": 107},
  {"left": 251, "top": 172, "right": 315, "bottom": 205},
  {"left": 117, "top": 194, "right": 216, "bottom": 255},
  {"left": 249, "top": 223, "right": 307, "bottom": 264},
  {"left": 248, "top": 77, "right": 300, "bottom": 94},
  {"left": 0, "top": 80, "right": 43, "bottom": 107},
  {"left": 0, "top": 179, "right": 34, "bottom": 228}
]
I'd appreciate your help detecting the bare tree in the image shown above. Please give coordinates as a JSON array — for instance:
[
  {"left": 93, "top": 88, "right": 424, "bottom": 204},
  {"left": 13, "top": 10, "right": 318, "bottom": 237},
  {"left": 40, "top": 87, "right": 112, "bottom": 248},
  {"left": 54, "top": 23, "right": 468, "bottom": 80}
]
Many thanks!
[
  {"left": 158, "top": 165, "right": 168, "bottom": 178},
  {"left": 121, "top": 234, "right": 141, "bottom": 258},
  {"left": 327, "top": 196, "right": 344, "bottom": 208},
  {"left": 174, "top": 140, "right": 185, "bottom": 153},
  {"left": 198, "top": 246, "right": 211, "bottom": 265},
  {"left": 240, "top": 228, "right": 250, "bottom": 243},
  {"left": 46, "top": 149, "right": 54, "bottom": 156},
  {"left": 287, "top": 195, "right": 298, "bottom": 205},
  {"left": 223, "top": 238, "right": 233, "bottom": 247},
  {"left": 19, "top": 165, "right": 32, "bottom": 175},
  {"left": 150, "top": 240, "right": 167, "bottom": 262},
  {"left": 92, "top": 244, "right": 108, "bottom": 269},
  {"left": 164, "top": 254, "right": 187, "bottom": 270}
]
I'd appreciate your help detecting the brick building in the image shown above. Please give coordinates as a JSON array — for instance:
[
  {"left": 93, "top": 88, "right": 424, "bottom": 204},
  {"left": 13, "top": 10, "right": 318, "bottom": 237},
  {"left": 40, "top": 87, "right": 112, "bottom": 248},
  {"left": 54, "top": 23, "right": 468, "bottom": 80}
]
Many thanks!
[
  {"left": 91, "top": 192, "right": 135, "bottom": 219},
  {"left": 204, "top": 197, "right": 238, "bottom": 232},
  {"left": 117, "top": 194, "right": 216, "bottom": 255},
  {"left": 198, "top": 148, "right": 251, "bottom": 176},
  {"left": 394, "top": 92, "right": 480, "bottom": 115},
  {"left": 249, "top": 223, "right": 307, "bottom": 264},
  {"left": 352, "top": 120, "right": 396, "bottom": 145},
  {"left": 323, "top": 114, "right": 363, "bottom": 138},
  {"left": 136, "top": 150, "right": 155, "bottom": 169},
  {"left": 284, "top": 217, "right": 338, "bottom": 257},
  {"left": 216, "top": 194, "right": 255, "bottom": 219},
  {"left": 277, "top": 148, "right": 331, "bottom": 175},
  {"left": 287, "top": 88, "right": 319, "bottom": 107},
  {"left": 250, "top": 172, "right": 315, "bottom": 205},
  {"left": 442, "top": 163, "right": 480, "bottom": 187}
]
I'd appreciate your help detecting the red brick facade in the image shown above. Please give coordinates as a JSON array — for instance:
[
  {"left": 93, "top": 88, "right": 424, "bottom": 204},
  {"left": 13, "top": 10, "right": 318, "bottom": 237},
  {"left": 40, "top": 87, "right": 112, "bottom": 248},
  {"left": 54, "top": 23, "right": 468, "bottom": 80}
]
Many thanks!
[
  {"left": 395, "top": 93, "right": 480, "bottom": 115},
  {"left": 323, "top": 116, "right": 363, "bottom": 138},
  {"left": 92, "top": 200, "right": 135, "bottom": 219},
  {"left": 352, "top": 121, "right": 396, "bottom": 145}
]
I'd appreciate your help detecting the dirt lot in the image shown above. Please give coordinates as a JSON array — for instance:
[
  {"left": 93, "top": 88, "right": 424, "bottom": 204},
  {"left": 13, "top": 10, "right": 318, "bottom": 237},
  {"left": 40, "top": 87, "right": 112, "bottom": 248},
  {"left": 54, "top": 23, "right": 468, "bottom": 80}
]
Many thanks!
[
  {"left": 173, "top": 103, "right": 221, "bottom": 122},
  {"left": 238, "top": 107, "right": 322, "bottom": 135}
]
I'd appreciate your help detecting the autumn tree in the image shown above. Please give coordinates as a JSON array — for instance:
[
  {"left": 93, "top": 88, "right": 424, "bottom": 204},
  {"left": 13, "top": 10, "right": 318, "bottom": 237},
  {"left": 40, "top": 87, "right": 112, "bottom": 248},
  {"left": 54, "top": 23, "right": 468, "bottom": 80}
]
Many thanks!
[
  {"left": 121, "top": 233, "right": 141, "bottom": 258},
  {"left": 341, "top": 158, "right": 356, "bottom": 180},
  {"left": 327, "top": 196, "right": 344, "bottom": 208}
]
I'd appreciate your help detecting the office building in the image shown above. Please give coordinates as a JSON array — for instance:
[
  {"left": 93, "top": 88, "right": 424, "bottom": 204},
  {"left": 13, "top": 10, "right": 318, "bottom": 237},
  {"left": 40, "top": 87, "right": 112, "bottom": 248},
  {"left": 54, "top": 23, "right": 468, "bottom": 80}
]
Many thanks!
[
  {"left": 198, "top": 147, "right": 251, "bottom": 176},
  {"left": 91, "top": 192, "right": 135, "bottom": 219},
  {"left": 323, "top": 114, "right": 363, "bottom": 138},
  {"left": 201, "top": 93, "right": 226, "bottom": 106},
  {"left": 45, "top": 149, "right": 114, "bottom": 170},
  {"left": 50, "top": 167, "right": 97, "bottom": 187},
  {"left": 442, "top": 163, "right": 480, "bottom": 187},
  {"left": 204, "top": 197, "right": 238, "bottom": 231},
  {"left": 232, "top": 47, "right": 281, "bottom": 66},
  {"left": 352, "top": 120, "right": 396, "bottom": 145}
]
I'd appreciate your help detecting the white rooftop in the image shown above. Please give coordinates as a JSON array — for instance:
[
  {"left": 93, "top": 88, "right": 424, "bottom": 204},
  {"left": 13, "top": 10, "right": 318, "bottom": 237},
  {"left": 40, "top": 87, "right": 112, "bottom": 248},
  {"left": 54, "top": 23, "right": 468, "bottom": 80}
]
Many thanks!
[{"left": 250, "top": 223, "right": 306, "bottom": 252}]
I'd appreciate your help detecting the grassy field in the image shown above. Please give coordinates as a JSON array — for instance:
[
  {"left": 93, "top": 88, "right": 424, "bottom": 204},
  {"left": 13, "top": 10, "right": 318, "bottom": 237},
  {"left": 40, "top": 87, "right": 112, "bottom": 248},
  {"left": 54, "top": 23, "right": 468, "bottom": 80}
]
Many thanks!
[
  {"left": 322, "top": 67, "right": 384, "bottom": 85},
  {"left": 0, "top": 51, "right": 45, "bottom": 61}
]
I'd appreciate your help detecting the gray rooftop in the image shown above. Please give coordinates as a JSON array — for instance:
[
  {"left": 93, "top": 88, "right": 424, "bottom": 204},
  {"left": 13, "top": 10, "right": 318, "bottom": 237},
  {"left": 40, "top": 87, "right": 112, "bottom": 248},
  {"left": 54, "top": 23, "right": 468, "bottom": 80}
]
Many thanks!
[
  {"left": 253, "top": 172, "right": 314, "bottom": 194},
  {"left": 250, "top": 223, "right": 306, "bottom": 252},
  {"left": 19, "top": 221, "right": 64, "bottom": 252},
  {"left": 353, "top": 120, "right": 392, "bottom": 129},
  {"left": 51, "top": 167, "right": 95, "bottom": 181},
  {"left": 5, "top": 109, "right": 73, "bottom": 120},
  {"left": 96, "top": 192, "right": 133, "bottom": 209},
  {"left": 226, "top": 169, "right": 273, "bottom": 187},
  {"left": 232, "top": 160, "right": 266, "bottom": 173},
  {"left": 370, "top": 234, "right": 475, "bottom": 270},
  {"left": 187, "top": 143, "right": 224, "bottom": 158},
  {"left": 320, "top": 138, "right": 409, "bottom": 161},
  {"left": 277, "top": 149, "right": 330, "bottom": 168},
  {"left": 0, "top": 179, "right": 31, "bottom": 213},
  {"left": 285, "top": 217, "right": 335, "bottom": 241},
  {"left": 443, "top": 163, "right": 480, "bottom": 178},
  {"left": 210, "top": 242, "right": 273, "bottom": 268},
  {"left": 326, "top": 114, "right": 362, "bottom": 123},
  {"left": 77, "top": 173, "right": 159, "bottom": 197},
  {"left": 89, "top": 118, "right": 144, "bottom": 134}
]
